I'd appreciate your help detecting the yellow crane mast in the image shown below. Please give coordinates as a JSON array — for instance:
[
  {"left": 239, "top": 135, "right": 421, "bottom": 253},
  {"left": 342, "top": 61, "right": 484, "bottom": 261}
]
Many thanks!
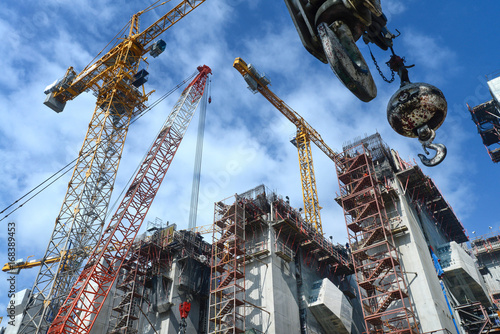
[
  {"left": 233, "top": 57, "right": 341, "bottom": 235},
  {"left": 21, "top": 2, "right": 207, "bottom": 333}
]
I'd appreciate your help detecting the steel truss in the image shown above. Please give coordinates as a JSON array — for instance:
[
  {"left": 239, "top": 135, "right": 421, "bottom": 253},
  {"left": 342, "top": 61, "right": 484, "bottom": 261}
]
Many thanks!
[{"left": 335, "top": 142, "right": 419, "bottom": 333}]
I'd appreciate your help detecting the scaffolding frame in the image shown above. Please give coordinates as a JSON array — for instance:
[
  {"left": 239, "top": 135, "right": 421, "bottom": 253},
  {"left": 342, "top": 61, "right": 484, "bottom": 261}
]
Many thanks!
[
  {"left": 271, "top": 196, "right": 352, "bottom": 276},
  {"left": 335, "top": 140, "right": 419, "bottom": 333},
  {"left": 104, "top": 223, "right": 212, "bottom": 334},
  {"left": 472, "top": 234, "right": 500, "bottom": 256},
  {"left": 469, "top": 101, "right": 500, "bottom": 163},
  {"left": 394, "top": 160, "right": 467, "bottom": 244},
  {"left": 108, "top": 241, "right": 152, "bottom": 334},
  {"left": 455, "top": 302, "right": 493, "bottom": 333},
  {"left": 209, "top": 197, "right": 247, "bottom": 334}
]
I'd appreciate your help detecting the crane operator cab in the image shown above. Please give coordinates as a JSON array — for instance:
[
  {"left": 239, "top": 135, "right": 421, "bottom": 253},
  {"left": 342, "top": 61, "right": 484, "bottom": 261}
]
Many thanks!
[{"left": 283, "top": 0, "right": 395, "bottom": 102}]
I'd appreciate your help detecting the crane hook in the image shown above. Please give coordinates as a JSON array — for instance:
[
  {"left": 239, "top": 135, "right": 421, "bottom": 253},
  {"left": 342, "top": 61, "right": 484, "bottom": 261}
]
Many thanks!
[{"left": 416, "top": 125, "right": 447, "bottom": 167}]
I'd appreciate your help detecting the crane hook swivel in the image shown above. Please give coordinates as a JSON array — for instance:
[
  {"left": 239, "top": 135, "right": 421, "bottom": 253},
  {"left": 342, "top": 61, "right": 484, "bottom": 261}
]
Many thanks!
[{"left": 416, "top": 125, "right": 447, "bottom": 167}]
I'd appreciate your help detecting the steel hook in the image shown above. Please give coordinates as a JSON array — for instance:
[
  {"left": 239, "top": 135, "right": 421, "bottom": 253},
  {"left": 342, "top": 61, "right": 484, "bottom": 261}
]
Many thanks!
[
  {"left": 416, "top": 125, "right": 447, "bottom": 167},
  {"left": 418, "top": 142, "right": 447, "bottom": 167}
]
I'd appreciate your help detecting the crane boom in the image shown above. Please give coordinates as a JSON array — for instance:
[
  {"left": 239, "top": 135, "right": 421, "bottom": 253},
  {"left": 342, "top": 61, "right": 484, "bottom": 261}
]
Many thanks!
[
  {"left": 3, "top": 254, "right": 66, "bottom": 274},
  {"left": 137, "top": 0, "right": 206, "bottom": 49},
  {"left": 21, "top": 3, "right": 207, "bottom": 333},
  {"left": 3, "top": 245, "right": 117, "bottom": 274},
  {"left": 45, "top": 0, "right": 207, "bottom": 111},
  {"left": 233, "top": 58, "right": 340, "bottom": 164},
  {"left": 47, "top": 65, "right": 211, "bottom": 334},
  {"left": 233, "top": 57, "right": 340, "bottom": 234}
]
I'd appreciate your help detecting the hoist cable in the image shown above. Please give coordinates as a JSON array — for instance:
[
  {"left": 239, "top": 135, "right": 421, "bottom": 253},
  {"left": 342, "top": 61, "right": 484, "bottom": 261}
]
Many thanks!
[
  {"left": 188, "top": 78, "right": 210, "bottom": 230},
  {"left": 0, "top": 71, "right": 197, "bottom": 222},
  {"left": 107, "top": 70, "right": 198, "bottom": 219}
]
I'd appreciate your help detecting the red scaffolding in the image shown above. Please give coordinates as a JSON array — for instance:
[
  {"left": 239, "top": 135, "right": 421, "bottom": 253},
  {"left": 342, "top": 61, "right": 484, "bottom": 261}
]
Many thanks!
[
  {"left": 455, "top": 302, "right": 493, "bottom": 333},
  {"left": 209, "top": 197, "right": 247, "bottom": 334},
  {"left": 335, "top": 140, "right": 419, "bottom": 333}
]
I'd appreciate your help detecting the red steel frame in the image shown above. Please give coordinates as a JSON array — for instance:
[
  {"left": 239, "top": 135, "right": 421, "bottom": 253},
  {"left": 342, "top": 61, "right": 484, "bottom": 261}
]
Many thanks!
[
  {"left": 454, "top": 302, "right": 493, "bottom": 333},
  {"left": 209, "top": 197, "right": 246, "bottom": 334},
  {"left": 335, "top": 143, "right": 419, "bottom": 333},
  {"left": 47, "top": 65, "right": 211, "bottom": 334}
]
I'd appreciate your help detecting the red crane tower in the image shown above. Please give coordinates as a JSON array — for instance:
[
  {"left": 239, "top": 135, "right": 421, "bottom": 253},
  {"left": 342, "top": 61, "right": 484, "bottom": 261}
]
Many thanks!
[{"left": 47, "top": 65, "right": 211, "bottom": 334}]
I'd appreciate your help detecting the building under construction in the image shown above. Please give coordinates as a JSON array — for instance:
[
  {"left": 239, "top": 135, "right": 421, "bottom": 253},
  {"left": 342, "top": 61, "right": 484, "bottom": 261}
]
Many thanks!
[
  {"left": 469, "top": 73, "right": 500, "bottom": 163},
  {"left": 334, "top": 133, "right": 488, "bottom": 333},
  {"left": 6, "top": 132, "right": 500, "bottom": 334}
]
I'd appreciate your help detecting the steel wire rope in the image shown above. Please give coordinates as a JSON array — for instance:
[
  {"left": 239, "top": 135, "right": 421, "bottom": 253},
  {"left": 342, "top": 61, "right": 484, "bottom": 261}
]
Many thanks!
[
  {"left": 0, "top": 71, "right": 198, "bottom": 223},
  {"left": 105, "top": 70, "right": 198, "bottom": 218},
  {"left": 188, "top": 77, "right": 210, "bottom": 230},
  {"left": 0, "top": 149, "right": 93, "bottom": 222}
]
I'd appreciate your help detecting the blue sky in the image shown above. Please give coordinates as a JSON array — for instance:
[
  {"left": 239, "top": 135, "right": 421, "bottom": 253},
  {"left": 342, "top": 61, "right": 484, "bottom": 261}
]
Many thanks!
[{"left": 1, "top": 0, "right": 500, "bottom": 321}]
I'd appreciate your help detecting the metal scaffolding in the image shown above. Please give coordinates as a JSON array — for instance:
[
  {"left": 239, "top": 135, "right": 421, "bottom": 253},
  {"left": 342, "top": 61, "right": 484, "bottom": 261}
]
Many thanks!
[
  {"left": 209, "top": 197, "right": 247, "bottom": 334},
  {"left": 335, "top": 135, "right": 419, "bottom": 333},
  {"left": 207, "top": 184, "right": 352, "bottom": 333},
  {"left": 271, "top": 196, "right": 352, "bottom": 277},
  {"left": 394, "top": 159, "right": 467, "bottom": 244},
  {"left": 471, "top": 233, "right": 500, "bottom": 310},
  {"left": 455, "top": 302, "right": 493, "bottom": 333},
  {"left": 469, "top": 101, "right": 500, "bottom": 163},
  {"left": 107, "top": 224, "right": 212, "bottom": 333},
  {"left": 108, "top": 241, "right": 152, "bottom": 334}
]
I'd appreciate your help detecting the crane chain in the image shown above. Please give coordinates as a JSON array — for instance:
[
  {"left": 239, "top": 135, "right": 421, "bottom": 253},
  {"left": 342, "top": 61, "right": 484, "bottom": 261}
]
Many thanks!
[{"left": 369, "top": 48, "right": 396, "bottom": 83}]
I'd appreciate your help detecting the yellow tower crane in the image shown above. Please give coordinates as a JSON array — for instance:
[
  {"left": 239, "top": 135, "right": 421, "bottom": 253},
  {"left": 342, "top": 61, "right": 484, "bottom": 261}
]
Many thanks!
[
  {"left": 233, "top": 57, "right": 341, "bottom": 235},
  {"left": 21, "top": 2, "right": 207, "bottom": 334}
]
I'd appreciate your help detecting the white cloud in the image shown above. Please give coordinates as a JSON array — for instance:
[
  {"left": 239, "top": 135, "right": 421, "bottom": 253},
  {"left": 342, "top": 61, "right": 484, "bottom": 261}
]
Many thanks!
[
  {"left": 400, "top": 29, "right": 461, "bottom": 86},
  {"left": 383, "top": 0, "right": 408, "bottom": 20}
]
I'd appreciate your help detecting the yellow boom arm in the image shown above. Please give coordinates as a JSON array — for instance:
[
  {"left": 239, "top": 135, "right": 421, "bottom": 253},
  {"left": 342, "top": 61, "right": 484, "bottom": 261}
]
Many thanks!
[{"left": 233, "top": 57, "right": 340, "bottom": 235}]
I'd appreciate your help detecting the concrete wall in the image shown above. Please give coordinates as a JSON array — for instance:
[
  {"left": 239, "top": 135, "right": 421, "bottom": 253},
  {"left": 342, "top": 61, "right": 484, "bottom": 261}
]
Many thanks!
[
  {"left": 4, "top": 289, "right": 31, "bottom": 334},
  {"left": 245, "top": 222, "right": 300, "bottom": 334},
  {"left": 393, "top": 181, "right": 458, "bottom": 332},
  {"left": 308, "top": 278, "right": 352, "bottom": 333},
  {"left": 299, "top": 252, "right": 327, "bottom": 334},
  {"left": 437, "top": 242, "right": 490, "bottom": 307},
  {"left": 478, "top": 254, "right": 500, "bottom": 295},
  {"left": 143, "top": 259, "right": 203, "bottom": 334},
  {"left": 244, "top": 215, "right": 363, "bottom": 334}
]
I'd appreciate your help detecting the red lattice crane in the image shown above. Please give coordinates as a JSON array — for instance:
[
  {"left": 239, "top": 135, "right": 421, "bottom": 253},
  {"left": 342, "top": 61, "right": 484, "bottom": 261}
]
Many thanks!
[{"left": 47, "top": 65, "right": 211, "bottom": 334}]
